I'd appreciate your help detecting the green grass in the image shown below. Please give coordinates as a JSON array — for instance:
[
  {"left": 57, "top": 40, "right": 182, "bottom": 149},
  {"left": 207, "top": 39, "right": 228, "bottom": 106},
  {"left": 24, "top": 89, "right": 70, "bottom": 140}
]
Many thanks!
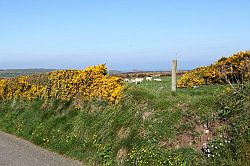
[{"left": 0, "top": 77, "right": 249, "bottom": 165}]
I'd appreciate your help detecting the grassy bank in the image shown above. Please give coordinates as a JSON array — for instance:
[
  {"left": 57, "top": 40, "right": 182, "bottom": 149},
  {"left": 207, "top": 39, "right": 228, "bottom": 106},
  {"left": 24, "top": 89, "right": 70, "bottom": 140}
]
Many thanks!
[{"left": 0, "top": 77, "right": 249, "bottom": 165}]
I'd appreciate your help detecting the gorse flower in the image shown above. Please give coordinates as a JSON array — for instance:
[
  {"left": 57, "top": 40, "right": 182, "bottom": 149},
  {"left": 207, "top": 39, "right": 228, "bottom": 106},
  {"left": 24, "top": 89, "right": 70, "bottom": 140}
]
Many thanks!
[
  {"left": 178, "top": 51, "right": 250, "bottom": 88},
  {"left": 0, "top": 64, "right": 124, "bottom": 104}
]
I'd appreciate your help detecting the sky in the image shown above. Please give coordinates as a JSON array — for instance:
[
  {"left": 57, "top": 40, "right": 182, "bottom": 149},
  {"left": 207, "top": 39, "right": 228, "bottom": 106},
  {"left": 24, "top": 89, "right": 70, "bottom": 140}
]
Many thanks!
[{"left": 0, "top": 0, "right": 249, "bottom": 71}]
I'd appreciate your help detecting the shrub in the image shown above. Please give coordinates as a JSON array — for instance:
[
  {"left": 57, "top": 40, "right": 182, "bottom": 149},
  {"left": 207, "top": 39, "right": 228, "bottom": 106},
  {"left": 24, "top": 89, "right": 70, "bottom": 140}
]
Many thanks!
[
  {"left": 178, "top": 51, "right": 250, "bottom": 88},
  {"left": 0, "top": 64, "right": 124, "bottom": 104}
]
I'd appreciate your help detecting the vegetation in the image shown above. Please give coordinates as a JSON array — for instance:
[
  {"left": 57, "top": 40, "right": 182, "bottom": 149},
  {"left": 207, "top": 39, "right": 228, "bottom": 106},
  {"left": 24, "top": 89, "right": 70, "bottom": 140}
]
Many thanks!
[
  {"left": 178, "top": 51, "right": 250, "bottom": 88},
  {"left": 1, "top": 77, "right": 249, "bottom": 165},
  {"left": 0, "top": 64, "right": 124, "bottom": 104},
  {"left": 0, "top": 51, "right": 249, "bottom": 165},
  {"left": 213, "top": 82, "right": 250, "bottom": 165}
]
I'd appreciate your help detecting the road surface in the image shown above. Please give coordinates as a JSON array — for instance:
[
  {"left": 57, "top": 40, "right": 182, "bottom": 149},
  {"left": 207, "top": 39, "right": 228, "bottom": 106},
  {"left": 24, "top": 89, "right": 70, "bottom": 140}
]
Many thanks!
[{"left": 0, "top": 131, "right": 83, "bottom": 166}]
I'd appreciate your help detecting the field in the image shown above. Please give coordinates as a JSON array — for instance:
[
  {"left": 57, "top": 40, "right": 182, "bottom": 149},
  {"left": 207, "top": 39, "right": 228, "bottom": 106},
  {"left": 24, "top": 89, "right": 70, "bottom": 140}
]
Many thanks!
[
  {"left": 112, "top": 70, "right": 188, "bottom": 78},
  {"left": 0, "top": 69, "right": 185, "bottom": 79},
  {"left": 0, "top": 69, "right": 55, "bottom": 78},
  {"left": 1, "top": 76, "right": 248, "bottom": 165}
]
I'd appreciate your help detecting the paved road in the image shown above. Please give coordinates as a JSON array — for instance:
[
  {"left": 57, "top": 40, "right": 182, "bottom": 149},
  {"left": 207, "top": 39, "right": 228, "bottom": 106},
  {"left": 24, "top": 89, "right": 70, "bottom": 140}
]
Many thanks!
[{"left": 0, "top": 131, "right": 83, "bottom": 166}]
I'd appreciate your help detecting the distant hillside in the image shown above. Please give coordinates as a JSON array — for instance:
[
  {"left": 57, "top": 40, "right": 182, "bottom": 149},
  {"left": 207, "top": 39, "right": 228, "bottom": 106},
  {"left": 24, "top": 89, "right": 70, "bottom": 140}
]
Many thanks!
[
  {"left": 112, "top": 70, "right": 189, "bottom": 78},
  {"left": 107, "top": 70, "right": 123, "bottom": 75},
  {"left": 0, "top": 69, "right": 55, "bottom": 78},
  {"left": 0, "top": 68, "right": 188, "bottom": 78}
]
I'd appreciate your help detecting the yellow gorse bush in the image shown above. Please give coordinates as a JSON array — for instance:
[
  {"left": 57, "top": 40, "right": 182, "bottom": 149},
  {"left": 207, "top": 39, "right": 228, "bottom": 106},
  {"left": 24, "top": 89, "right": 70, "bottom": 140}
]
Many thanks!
[
  {"left": 178, "top": 51, "right": 250, "bottom": 88},
  {"left": 0, "top": 64, "right": 124, "bottom": 104}
]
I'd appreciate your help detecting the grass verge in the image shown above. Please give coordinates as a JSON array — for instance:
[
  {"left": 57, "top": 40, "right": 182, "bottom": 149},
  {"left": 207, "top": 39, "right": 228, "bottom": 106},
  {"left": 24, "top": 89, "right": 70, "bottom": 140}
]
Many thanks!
[{"left": 0, "top": 77, "right": 249, "bottom": 165}]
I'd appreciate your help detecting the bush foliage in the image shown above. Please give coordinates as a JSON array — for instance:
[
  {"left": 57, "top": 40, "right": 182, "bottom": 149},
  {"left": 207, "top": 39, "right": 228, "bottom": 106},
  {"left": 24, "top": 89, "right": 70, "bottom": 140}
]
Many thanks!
[
  {"left": 0, "top": 64, "right": 124, "bottom": 104},
  {"left": 178, "top": 51, "right": 250, "bottom": 88}
]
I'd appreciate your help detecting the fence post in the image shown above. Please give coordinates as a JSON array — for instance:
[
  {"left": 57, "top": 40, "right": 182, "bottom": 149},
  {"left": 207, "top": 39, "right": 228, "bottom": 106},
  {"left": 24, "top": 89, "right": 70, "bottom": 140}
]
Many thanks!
[{"left": 171, "top": 59, "right": 177, "bottom": 93}]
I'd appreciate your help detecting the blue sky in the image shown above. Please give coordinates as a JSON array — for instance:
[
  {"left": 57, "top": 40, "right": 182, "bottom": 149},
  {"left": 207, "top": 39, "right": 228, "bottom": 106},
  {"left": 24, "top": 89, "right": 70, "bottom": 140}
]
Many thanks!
[{"left": 0, "top": 0, "right": 249, "bottom": 71}]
